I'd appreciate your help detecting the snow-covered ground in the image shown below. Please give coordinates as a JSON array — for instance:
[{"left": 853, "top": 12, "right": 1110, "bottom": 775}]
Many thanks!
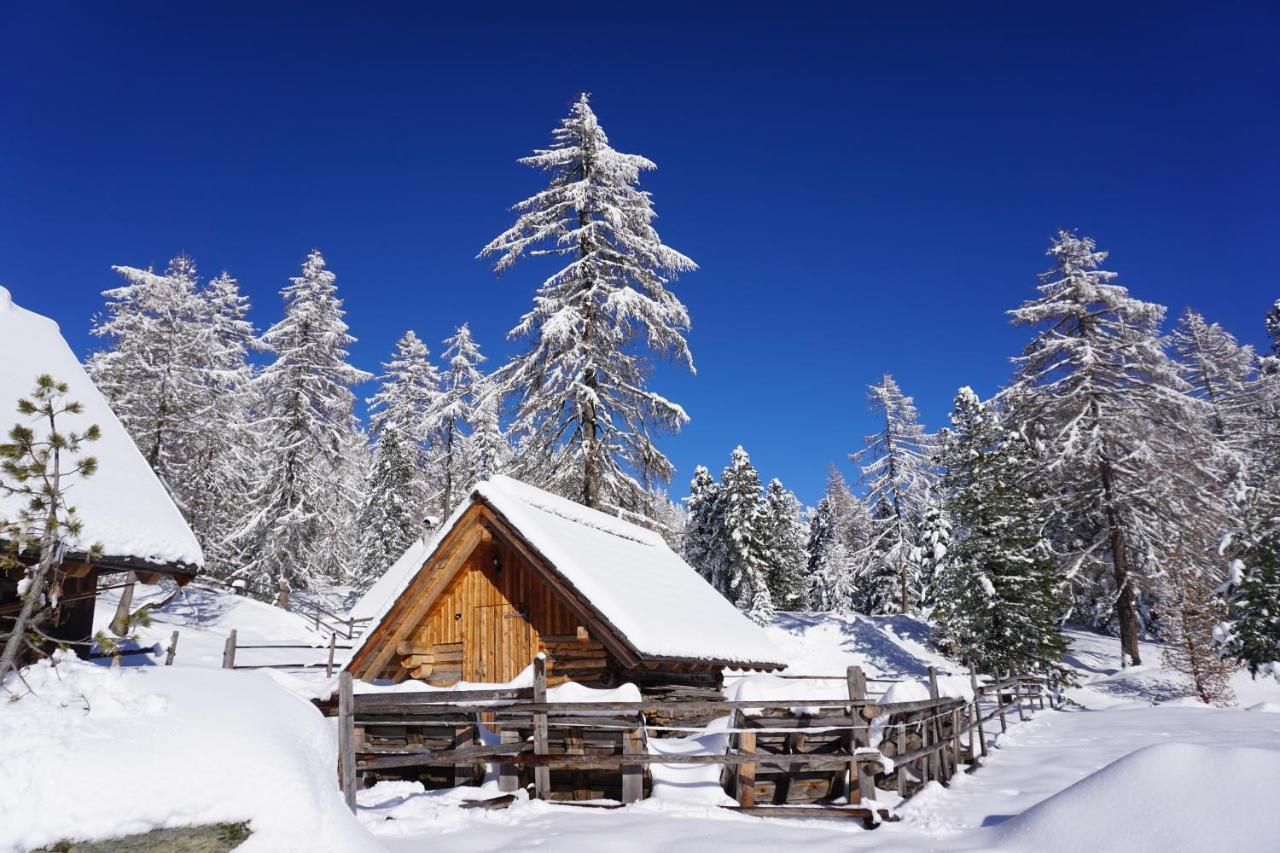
[{"left": 4, "top": 592, "right": 1280, "bottom": 852}]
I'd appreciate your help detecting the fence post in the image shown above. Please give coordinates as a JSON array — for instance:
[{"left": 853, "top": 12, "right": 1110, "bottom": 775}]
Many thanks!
[
  {"left": 736, "top": 710, "right": 757, "bottom": 807},
  {"left": 1015, "top": 675, "right": 1027, "bottom": 722},
  {"left": 622, "top": 716, "right": 644, "bottom": 804},
  {"left": 846, "top": 665, "right": 875, "bottom": 805},
  {"left": 338, "top": 671, "right": 357, "bottom": 812},
  {"left": 532, "top": 654, "right": 550, "bottom": 800},
  {"left": 498, "top": 729, "right": 521, "bottom": 793},
  {"left": 165, "top": 631, "right": 179, "bottom": 666},
  {"left": 896, "top": 721, "right": 907, "bottom": 796},
  {"left": 951, "top": 707, "right": 963, "bottom": 772},
  {"left": 927, "top": 666, "right": 946, "bottom": 782},
  {"left": 222, "top": 629, "right": 237, "bottom": 669},
  {"left": 969, "top": 666, "right": 987, "bottom": 758},
  {"left": 326, "top": 633, "right": 337, "bottom": 678},
  {"left": 996, "top": 671, "right": 1008, "bottom": 734}
]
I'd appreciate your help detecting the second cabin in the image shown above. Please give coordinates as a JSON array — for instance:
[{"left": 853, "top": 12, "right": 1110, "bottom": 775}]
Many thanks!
[{"left": 345, "top": 476, "right": 784, "bottom": 696}]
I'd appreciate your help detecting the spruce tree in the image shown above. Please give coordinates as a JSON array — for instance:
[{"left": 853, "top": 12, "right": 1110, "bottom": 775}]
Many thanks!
[
  {"left": 427, "top": 324, "right": 484, "bottom": 516},
  {"left": 716, "top": 447, "right": 774, "bottom": 625},
  {"left": 760, "top": 478, "right": 810, "bottom": 610},
  {"left": 355, "top": 423, "right": 420, "bottom": 588},
  {"left": 851, "top": 374, "right": 935, "bottom": 614},
  {"left": 468, "top": 376, "right": 511, "bottom": 485},
  {"left": 88, "top": 257, "right": 206, "bottom": 495},
  {"left": 683, "top": 465, "right": 721, "bottom": 586},
  {"left": 1216, "top": 478, "right": 1280, "bottom": 677},
  {"left": 934, "top": 387, "right": 1067, "bottom": 674},
  {"left": 367, "top": 330, "right": 440, "bottom": 523},
  {"left": 480, "top": 93, "right": 697, "bottom": 510},
  {"left": 912, "top": 500, "right": 952, "bottom": 611},
  {"left": 806, "top": 496, "right": 857, "bottom": 613},
  {"left": 233, "top": 250, "right": 371, "bottom": 589}
]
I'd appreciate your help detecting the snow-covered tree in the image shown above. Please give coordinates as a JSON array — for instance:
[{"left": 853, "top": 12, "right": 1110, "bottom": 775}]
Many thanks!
[
  {"left": 355, "top": 423, "right": 420, "bottom": 588},
  {"left": 1266, "top": 298, "right": 1280, "bottom": 354},
  {"left": 806, "top": 495, "right": 857, "bottom": 613},
  {"left": 468, "top": 375, "right": 511, "bottom": 485},
  {"left": 912, "top": 500, "right": 952, "bottom": 611},
  {"left": 232, "top": 250, "right": 371, "bottom": 589},
  {"left": 367, "top": 330, "right": 440, "bottom": 442},
  {"left": 1215, "top": 478, "right": 1280, "bottom": 678},
  {"left": 1005, "top": 230, "right": 1212, "bottom": 666},
  {"left": 366, "top": 330, "right": 440, "bottom": 525},
  {"left": 181, "top": 272, "right": 257, "bottom": 575},
  {"left": 759, "top": 478, "right": 810, "bottom": 610},
  {"left": 1171, "top": 309, "right": 1258, "bottom": 448},
  {"left": 479, "top": 93, "right": 697, "bottom": 510},
  {"left": 88, "top": 256, "right": 206, "bottom": 494},
  {"left": 850, "top": 374, "right": 935, "bottom": 614},
  {"left": 934, "top": 387, "right": 1067, "bottom": 674},
  {"left": 716, "top": 447, "right": 773, "bottom": 624},
  {"left": 683, "top": 464, "right": 720, "bottom": 586},
  {"left": 427, "top": 324, "right": 484, "bottom": 516}
]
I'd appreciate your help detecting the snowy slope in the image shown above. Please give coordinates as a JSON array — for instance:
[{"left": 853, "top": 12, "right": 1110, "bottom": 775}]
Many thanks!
[{"left": 0, "top": 286, "right": 202, "bottom": 568}]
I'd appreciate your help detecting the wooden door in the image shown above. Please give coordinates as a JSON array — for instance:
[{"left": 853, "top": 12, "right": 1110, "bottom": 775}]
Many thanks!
[{"left": 466, "top": 603, "right": 533, "bottom": 683}]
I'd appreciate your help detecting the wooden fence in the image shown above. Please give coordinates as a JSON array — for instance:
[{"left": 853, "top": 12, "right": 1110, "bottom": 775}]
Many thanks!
[
  {"left": 220, "top": 629, "right": 351, "bottom": 676},
  {"left": 326, "top": 660, "right": 1052, "bottom": 826}
]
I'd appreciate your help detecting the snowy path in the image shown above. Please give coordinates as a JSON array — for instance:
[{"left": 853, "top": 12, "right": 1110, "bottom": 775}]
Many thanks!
[{"left": 363, "top": 705, "right": 1280, "bottom": 852}]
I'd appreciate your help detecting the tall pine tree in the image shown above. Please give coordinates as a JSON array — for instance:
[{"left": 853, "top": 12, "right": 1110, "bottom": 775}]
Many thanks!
[
  {"left": 759, "top": 478, "right": 810, "bottom": 611},
  {"left": 233, "top": 250, "right": 371, "bottom": 589},
  {"left": 480, "top": 93, "right": 697, "bottom": 510}
]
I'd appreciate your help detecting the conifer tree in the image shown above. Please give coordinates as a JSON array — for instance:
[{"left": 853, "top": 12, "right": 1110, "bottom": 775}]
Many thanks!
[
  {"left": 233, "top": 250, "right": 371, "bottom": 589},
  {"left": 182, "top": 272, "right": 257, "bottom": 575},
  {"left": 0, "top": 376, "right": 101, "bottom": 679},
  {"left": 428, "top": 324, "right": 484, "bottom": 516},
  {"left": 1005, "top": 230, "right": 1207, "bottom": 666},
  {"left": 716, "top": 447, "right": 774, "bottom": 624},
  {"left": 1216, "top": 478, "right": 1280, "bottom": 677},
  {"left": 355, "top": 423, "right": 420, "bottom": 588},
  {"left": 366, "top": 330, "right": 440, "bottom": 522},
  {"left": 683, "top": 465, "right": 721, "bottom": 586},
  {"left": 480, "top": 94, "right": 697, "bottom": 510},
  {"left": 851, "top": 374, "right": 935, "bottom": 614},
  {"left": 468, "top": 376, "right": 511, "bottom": 485},
  {"left": 912, "top": 500, "right": 952, "bottom": 611},
  {"left": 88, "top": 256, "right": 206, "bottom": 494},
  {"left": 1171, "top": 309, "right": 1258, "bottom": 449},
  {"left": 934, "top": 387, "right": 1067, "bottom": 674},
  {"left": 1160, "top": 536, "right": 1237, "bottom": 705},
  {"left": 806, "top": 496, "right": 857, "bottom": 613},
  {"left": 760, "top": 478, "right": 810, "bottom": 610}
]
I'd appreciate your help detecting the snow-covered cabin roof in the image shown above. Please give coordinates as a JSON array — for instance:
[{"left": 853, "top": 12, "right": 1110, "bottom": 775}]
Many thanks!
[
  {"left": 0, "top": 287, "right": 203, "bottom": 571},
  {"left": 350, "top": 475, "right": 784, "bottom": 669}
]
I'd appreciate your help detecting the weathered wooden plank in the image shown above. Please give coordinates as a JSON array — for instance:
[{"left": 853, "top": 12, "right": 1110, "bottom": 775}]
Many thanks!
[
  {"left": 532, "top": 655, "right": 550, "bottom": 800},
  {"left": 338, "top": 672, "right": 357, "bottom": 812}
]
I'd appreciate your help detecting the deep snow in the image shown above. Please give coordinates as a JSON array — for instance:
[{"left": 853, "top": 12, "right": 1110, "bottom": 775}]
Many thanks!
[{"left": 5, "top": 592, "right": 1280, "bottom": 852}]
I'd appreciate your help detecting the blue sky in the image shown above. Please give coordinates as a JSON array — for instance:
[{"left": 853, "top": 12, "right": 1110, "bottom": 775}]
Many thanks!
[{"left": 2, "top": 2, "right": 1276, "bottom": 505}]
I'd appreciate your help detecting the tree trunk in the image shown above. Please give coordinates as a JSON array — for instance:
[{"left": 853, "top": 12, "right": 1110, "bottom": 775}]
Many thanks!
[
  {"left": 108, "top": 571, "right": 138, "bottom": 636},
  {"left": 1098, "top": 454, "right": 1141, "bottom": 666}
]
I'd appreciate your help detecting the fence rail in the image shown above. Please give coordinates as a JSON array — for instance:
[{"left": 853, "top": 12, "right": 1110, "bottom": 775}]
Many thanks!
[{"left": 326, "top": 661, "right": 1052, "bottom": 824}]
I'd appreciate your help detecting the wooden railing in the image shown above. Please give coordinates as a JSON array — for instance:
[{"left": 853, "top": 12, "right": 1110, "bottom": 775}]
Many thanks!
[
  {"left": 326, "top": 660, "right": 1052, "bottom": 824},
  {"left": 219, "top": 629, "right": 351, "bottom": 676}
]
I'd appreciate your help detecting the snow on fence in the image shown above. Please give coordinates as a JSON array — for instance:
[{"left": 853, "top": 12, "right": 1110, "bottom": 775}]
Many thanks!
[
  {"left": 219, "top": 629, "right": 352, "bottom": 676},
  {"left": 321, "top": 660, "right": 1052, "bottom": 826}
]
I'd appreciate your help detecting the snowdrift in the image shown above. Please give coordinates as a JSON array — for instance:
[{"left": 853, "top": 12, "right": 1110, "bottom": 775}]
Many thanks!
[
  {"left": 990, "top": 741, "right": 1280, "bottom": 852},
  {"left": 0, "top": 655, "right": 378, "bottom": 853}
]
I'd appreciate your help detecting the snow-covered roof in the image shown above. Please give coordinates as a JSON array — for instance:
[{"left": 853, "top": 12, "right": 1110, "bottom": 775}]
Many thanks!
[
  {"left": 0, "top": 287, "right": 203, "bottom": 570},
  {"left": 350, "top": 475, "right": 784, "bottom": 668}
]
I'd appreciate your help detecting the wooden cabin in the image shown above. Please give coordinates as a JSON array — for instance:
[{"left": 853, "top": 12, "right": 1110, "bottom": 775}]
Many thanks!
[
  {"left": 346, "top": 476, "right": 785, "bottom": 695},
  {"left": 0, "top": 286, "right": 203, "bottom": 654}
]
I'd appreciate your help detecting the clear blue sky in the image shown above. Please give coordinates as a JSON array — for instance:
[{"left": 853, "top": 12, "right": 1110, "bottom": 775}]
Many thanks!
[{"left": 2, "top": 2, "right": 1276, "bottom": 505}]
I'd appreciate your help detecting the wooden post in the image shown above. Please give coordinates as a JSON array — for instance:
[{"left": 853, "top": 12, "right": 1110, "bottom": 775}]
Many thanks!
[
  {"left": 895, "top": 720, "right": 907, "bottom": 796},
  {"left": 969, "top": 666, "right": 987, "bottom": 758},
  {"left": 951, "top": 708, "right": 963, "bottom": 771},
  {"left": 532, "top": 654, "right": 550, "bottom": 800},
  {"left": 996, "top": 671, "right": 1008, "bottom": 734},
  {"left": 622, "top": 717, "right": 644, "bottom": 804},
  {"left": 846, "top": 665, "right": 875, "bottom": 805},
  {"left": 1015, "top": 675, "right": 1027, "bottom": 722},
  {"left": 164, "top": 631, "right": 179, "bottom": 666},
  {"left": 326, "top": 633, "right": 337, "bottom": 678},
  {"left": 736, "top": 715, "right": 757, "bottom": 807},
  {"left": 338, "top": 671, "right": 357, "bottom": 812},
  {"left": 498, "top": 729, "right": 520, "bottom": 793},
  {"left": 222, "top": 629, "right": 237, "bottom": 669},
  {"left": 926, "top": 666, "right": 946, "bottom": 782},
  {"left": 918, "top": 714, "right": 931, "bottom": 784}
]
